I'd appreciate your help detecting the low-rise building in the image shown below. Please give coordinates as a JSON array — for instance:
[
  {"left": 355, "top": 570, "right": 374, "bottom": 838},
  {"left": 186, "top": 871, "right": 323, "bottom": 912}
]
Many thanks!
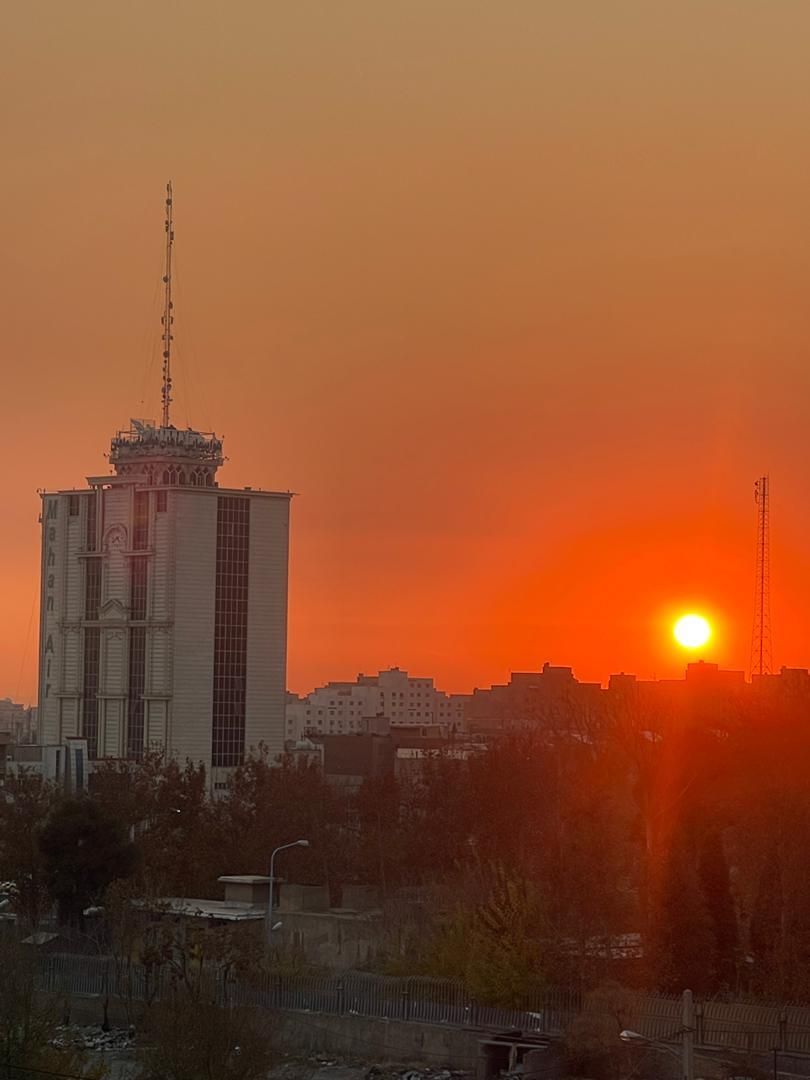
[
  {"left": 134, "top": 873, "right": 431, "bottom": 973},
  {"left": 321, "top": 733, "right": 396, "bottom": 792},
  {"left": 6, "top": 737, "right": 89, "bottom": 791}
]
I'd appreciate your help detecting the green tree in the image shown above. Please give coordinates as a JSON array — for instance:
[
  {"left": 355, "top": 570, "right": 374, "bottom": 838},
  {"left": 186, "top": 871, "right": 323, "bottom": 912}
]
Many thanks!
[
  {"left": 0, "top": 771, "right": 54, "bottom": 929},
  {"left": 424, "top": 865, "right": 547, "bottom": 1006},
  {"left": 698, "top": 828, "right": 738, "bottom": 991},
  {"left": 92, "top": 752, "right": 218, "bottom": 897},
  {"left": 137, "top": 991, "right": 272, "bottom": 1080},
  {"left": 39, "top": 797, "right": 139, "bottom": 927},
  {"left": 749, "top": 843, "right": 783, "bottom": 993},
  {"left": 0, "top": 934, "right": 106, "bottom": 1079},
  {"left": 565, "top": 983, "right": 635, "bottom": 1080},
  {"left": 221, "top": 748, "right": 347, "bottom": 890},
  {"left": 648, "top": 838, "right": 716, "bottom": 993}
]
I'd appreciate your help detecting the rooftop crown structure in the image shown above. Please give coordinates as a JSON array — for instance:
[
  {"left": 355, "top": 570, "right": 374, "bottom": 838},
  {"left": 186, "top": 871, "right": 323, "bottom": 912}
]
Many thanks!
[
  {"left": 37, "top": 186, "right": 291, "bottom": 781},
  {"left": 109, "top": 420, "right": 224, "bottom": 486}
]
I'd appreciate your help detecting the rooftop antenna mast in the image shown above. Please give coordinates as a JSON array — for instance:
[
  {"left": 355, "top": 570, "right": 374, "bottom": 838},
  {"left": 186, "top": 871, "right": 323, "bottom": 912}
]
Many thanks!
[
  {"left": 750, "top": 475, "right": 773, "bottom": 678},
  {"left": 161, "top": 181, "right": 174, "bottom": 428}
]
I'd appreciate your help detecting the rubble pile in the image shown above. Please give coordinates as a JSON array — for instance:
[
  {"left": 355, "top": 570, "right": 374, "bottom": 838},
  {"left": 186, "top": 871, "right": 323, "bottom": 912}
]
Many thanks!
[
  {"left": 369, "top": 1068, "right": 461, "bottom": 1080},
  {"left": 51, "top": 1024, "right": 136, "bottom": 1052},
  {"left": 270, "top": 1056, "right": 470, "bottom": 1080}
]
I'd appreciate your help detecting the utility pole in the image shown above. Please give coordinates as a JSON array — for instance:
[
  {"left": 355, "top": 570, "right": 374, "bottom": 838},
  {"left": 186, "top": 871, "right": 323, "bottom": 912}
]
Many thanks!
[
  {"left": 682, "top": 988, "right": 695, "bottom": 1080},
  {"left": 750, "top": 475, "right": 773, "bottom": 678}
]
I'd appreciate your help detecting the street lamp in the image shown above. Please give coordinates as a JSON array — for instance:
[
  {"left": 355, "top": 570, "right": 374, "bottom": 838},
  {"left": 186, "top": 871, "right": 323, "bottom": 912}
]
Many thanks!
[
  {"left": 266, "top": 840, "right": 309, "bottom": 945},
  {"left": 620, "top": 1030, "right": 690, "bottom": 1080},
  {"left": 620, "top": 989, "right": 696, "bottom": 1080}
]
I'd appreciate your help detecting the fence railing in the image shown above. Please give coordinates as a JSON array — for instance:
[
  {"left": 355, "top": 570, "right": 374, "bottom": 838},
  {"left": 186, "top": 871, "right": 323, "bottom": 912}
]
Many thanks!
[
  {"left": 34, "top": 953, "right": 810, "bottom": 1056},
  {"left": 34, "top": 954, "right": 581, "bottom": 1035},
  {"left": 611, "top": 990, "right": 810, "bottom": 1056}
]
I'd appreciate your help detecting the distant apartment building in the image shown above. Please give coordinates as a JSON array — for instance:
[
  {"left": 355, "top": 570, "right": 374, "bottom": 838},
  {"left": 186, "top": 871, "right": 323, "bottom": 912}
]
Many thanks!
[
  {"left": 469, "top": 663, "right": 603, "bottom": 735},
  {"left": 466, "top": 660, "right": 810, "bottom": 741},
  {"left": 0, "top": 699, "right": 36, "bottom": 743},
  {"left": 285, "top": 667, "right": 469, "bottom": 742},
  {"left": 0, "top": 731, "right": 9, "bottom": 782},
  {"left": 37, "top": 420, "right": 291, "bottom": 781}
]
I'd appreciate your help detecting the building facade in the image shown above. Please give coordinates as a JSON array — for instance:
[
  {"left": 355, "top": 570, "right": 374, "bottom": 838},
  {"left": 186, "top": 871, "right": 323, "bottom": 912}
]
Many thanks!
[
  {"left": 285, "top": 667, "right": 469, "bottom": 742},
  {"left": 6, "top": 738, "right": 89, "bottom": 793},
  {"left": 37, "top": 420, "right": 290, "bottom": 780}
]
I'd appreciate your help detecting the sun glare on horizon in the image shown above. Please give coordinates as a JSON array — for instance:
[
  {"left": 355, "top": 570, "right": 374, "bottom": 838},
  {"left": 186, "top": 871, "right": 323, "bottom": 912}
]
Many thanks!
[{"left": 673, "top": 613, "right": 712, "bottom": 650}]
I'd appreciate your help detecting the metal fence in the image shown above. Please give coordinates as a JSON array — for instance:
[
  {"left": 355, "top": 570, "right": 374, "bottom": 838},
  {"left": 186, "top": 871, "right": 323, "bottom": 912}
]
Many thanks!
[
  {"left": 620, "top": 990, "right": 810, "bottom": 1056},
  {"left": 34, "top": 954, "right": 580, "bottom": 1034},
  {"left": 34, "top": 954, "right": 810, "bottom": 1057}
]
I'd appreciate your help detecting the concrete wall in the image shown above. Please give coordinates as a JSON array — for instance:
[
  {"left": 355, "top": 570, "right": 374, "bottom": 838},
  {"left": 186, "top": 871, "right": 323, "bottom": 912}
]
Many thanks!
[
  {"left": 266, "top": 1011, "right": 483, "bottom": 1070},
  {"left": 273, "top": 909, "right": 383, "bottom": 971}
]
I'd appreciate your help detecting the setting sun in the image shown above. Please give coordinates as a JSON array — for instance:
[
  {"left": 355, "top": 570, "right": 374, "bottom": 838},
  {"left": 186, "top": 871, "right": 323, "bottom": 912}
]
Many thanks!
[{"left": 674, "top": 613, "right": 712, "bottom": 650}]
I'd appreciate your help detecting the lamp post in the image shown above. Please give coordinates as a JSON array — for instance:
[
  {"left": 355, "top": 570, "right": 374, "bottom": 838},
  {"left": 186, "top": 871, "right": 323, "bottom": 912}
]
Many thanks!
[
  {"left": 621, "top": 989, "right": 696, "bottom": 1080},
  {"left": 266, "top": 840, "right": 309, "bottom": 945},
  {"left": 620, "top": 1030, "right": 690, "bottom": 1080}
]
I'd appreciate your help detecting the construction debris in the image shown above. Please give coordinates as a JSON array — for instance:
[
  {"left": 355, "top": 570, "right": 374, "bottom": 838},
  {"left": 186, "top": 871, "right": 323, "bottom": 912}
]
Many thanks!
[{"left": 50, "top": 1024, "right": 136, "bottom": 1052}]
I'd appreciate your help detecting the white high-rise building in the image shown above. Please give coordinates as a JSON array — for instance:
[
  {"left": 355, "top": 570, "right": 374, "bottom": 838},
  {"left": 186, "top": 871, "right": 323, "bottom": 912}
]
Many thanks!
[
  {"left": 37, "top": 422, "right": 291, "bottom": 781},
  {"left": 37, "top": 186, "right": 290, "bottom": 782}
]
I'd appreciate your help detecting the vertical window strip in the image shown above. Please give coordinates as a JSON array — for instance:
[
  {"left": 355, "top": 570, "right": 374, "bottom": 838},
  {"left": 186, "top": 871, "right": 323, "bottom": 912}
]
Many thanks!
[
  {"left": 85, "top": 559, "right": 101, "bottom": 620},
  {"left": 127, "top": 626, "right": 146, "bottom": 760},
  {"left": 85, "top": 493, "right": 97, "bottom": 552},
  {"left": 130, "top": 558, "right": 148, "bottom": 620},
  {"left": 133, "top": 490, "right": 149, "bottom": 550},
  {"left": 211, "top": 497, "right": 250, "bottom": 768},
  {"left": 82, "top": 627, "right": 100, "bottom": 759}
]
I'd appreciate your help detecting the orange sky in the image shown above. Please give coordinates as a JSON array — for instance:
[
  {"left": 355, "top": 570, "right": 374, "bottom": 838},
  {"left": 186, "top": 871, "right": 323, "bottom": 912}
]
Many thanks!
[{"left": 3, "top": 2, "right": 810, "bottom": 704}]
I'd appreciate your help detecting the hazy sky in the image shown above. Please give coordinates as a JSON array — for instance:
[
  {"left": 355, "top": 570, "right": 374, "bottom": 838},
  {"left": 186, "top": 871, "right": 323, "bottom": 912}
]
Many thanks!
[{"left": 4, "top": 1, "right": 810, "bottom": 703}]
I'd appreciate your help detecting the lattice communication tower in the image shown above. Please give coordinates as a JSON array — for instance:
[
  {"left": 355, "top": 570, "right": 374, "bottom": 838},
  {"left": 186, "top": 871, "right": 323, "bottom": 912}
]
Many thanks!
[{"left": 750, "top": 475, "right": 773, "bottom": 677}]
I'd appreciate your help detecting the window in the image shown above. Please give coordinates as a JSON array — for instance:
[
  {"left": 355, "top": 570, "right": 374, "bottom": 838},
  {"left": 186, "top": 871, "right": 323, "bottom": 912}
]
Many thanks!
[
  {"left": 133, "top": 490, "right": 149, "bottom": 550},
  {"left": 85, "top": 559, "right": 101, "bottom": 620},
  {"left": 211, "top": 497, "right": 250, "bottom": 768},
  {"left": 156, "top": 490, "right": 167, "bottom": 512},
  {"left": 74, "top": 747, "right": 84, "bottom": 789},
  {"left": 82, "top": 627, "right": 100, "bottom": 759},
  {"left": 127, "top": 627, "right": 146, "bottom": 760},
  {"left": 85, "top": 493, "right": 98, "bottom": 552},
  {"left": 130, "top": 559, "right": 147, "bottom": 620},
  {"left": 68, "top": 495, "right": 79, "bottom": 516}
]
